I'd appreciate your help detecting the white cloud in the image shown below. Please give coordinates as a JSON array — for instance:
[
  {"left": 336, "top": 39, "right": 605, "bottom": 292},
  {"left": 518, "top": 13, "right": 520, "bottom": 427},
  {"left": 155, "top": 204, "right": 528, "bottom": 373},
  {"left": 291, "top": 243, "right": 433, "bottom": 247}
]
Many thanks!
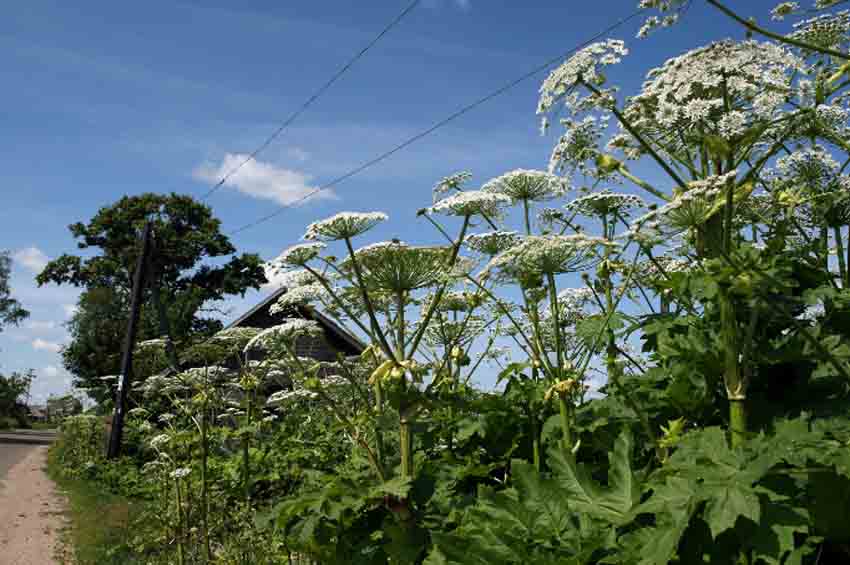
[
  {"left": 12, "top": 246, "right": 48, "bottom": 273},
  {"left": 26, "top": 320, "right": 58, "bottom": 332},
  {"left": 43, "top": 365, "right": 61, "bottom": 378},
  {"left": 62, "top": 304, "right": 78, "bottom": 318},
  {"left": 32, "top": 338, "right": 62, "bottom": 353},
  {"left": 192, "top": 153, "right": 334, "bottom": 206}
]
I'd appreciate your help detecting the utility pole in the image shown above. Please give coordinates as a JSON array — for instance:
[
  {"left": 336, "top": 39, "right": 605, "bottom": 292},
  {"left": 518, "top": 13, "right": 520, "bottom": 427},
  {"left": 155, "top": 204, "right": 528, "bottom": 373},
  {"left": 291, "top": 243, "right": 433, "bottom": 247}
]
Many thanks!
[{"left": 107, "top": 221, "right": 153, "bottom": 459}]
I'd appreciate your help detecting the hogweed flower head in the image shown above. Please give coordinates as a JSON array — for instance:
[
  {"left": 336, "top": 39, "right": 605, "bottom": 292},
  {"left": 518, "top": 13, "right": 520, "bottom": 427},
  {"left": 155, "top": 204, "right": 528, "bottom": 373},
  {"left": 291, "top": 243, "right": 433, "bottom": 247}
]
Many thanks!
[
  {"left": 482, "top": 169, "right": 567, "bottom": 202},
  {"left": 345, "top": 241, "right": 451, "bottom": 291},
  {"left": 433, "top": 171, "right": 472, "bottom": 203},
  {"left": 464, "top": 230, "right": 520, "bottom": 256},
  {"left": 244, "top": 319, "right": 324, "bottom": 353},
  {"left": 486, "top": 234, "right": 614, "bottom": 280},
  {"left": 273, "top": 242, "right": 326, "bottom": 267},
  {"left": 426, "top": 190, "right": 511, "bottom": 217},
  {"left": 565, "top": 191, "right": 645, "bottom": 218},
  {"left": 304, "top": 211, "right": 387, "bottom": 241}
]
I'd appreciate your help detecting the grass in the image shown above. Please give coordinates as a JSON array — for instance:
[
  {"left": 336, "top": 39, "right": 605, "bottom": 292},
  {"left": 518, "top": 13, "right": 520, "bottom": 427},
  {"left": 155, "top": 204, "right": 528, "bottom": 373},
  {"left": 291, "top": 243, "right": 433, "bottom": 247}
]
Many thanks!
[{"left": 46, "top": 447, "right": 147, "bottom": 565}]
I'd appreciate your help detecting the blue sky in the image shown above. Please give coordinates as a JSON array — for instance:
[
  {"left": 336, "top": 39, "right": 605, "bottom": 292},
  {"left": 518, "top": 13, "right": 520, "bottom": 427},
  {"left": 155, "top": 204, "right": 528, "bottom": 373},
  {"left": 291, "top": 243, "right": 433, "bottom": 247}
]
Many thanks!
[{"left": 0, "top": 0, "right": 782, "bottom": 401}]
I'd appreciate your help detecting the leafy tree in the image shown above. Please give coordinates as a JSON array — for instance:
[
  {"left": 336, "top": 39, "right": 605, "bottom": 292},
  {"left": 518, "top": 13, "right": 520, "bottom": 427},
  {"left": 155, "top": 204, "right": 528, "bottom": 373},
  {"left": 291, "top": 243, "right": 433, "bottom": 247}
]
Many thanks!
[
  {"left": 39, "top": 193, "right": 266, "bottom": 398},
  {"left": 0, "top": 370, "right": 34, "bottom": 429},
  {"left": 0, "top": 251, "right": 29, "bottom": 333}
]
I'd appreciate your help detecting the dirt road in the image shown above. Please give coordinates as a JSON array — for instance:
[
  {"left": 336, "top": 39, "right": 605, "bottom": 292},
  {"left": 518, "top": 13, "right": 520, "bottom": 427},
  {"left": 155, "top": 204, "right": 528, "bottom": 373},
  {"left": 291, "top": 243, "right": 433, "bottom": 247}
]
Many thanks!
[{"left": 0, "top": 443, "right": 68, "bottom": 564}]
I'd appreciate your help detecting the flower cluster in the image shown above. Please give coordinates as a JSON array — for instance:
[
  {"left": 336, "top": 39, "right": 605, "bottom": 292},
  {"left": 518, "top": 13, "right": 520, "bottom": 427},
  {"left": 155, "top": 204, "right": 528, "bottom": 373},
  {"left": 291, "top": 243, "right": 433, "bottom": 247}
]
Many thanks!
[
  {"left": 486, "top": 234, "right": 613, "bottom": 279},
  {"left": 269, "top": 284, "right": 329, "bottom": 314},
  {"left": 618, "top": 40, "right": 804, "bottom": 151},
  {"left": 548, "top": 116, "right": 609, "bottom": 175},
  {"left": 537, "top": 40, "right": 628, "bottom": 115},
  {"left": 464, "top": 231, "right": 520, "bottom": 256},
  {"left": 347, "top": 241, "right": 450, "bottom": 291},
  {"left": 432, "top": 171, "right": 472, "bottom": 203},
  {"left": 304, "top": 211, "right": 388, "bottom": 241},
  {"left": 244, "top": 319, "right": 324, "bottom": 353},
  {"left": 482, "top": 169, "right": 566, "bottom": 202},
  {"left": 626, "top": 171, "right": 738, "bottom": 238},
  {"left": 273, "top": 242, "right": 326, "bottom": 267},
  {"left": 564, "top": 191, "right": 645, "bottom": 218},
  {"left": 426, "top": 190, "right": 511, "bottom": 217},
  {"left": 789, "top": 10, "right": 850, "bottom": 51}
]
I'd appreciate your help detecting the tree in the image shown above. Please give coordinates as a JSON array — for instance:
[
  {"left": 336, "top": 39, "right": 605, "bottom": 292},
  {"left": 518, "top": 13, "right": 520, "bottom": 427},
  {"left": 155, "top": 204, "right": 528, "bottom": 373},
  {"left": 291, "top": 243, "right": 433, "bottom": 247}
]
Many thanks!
[
  {"left": 0, "top": 370, "right": 34, "bottom": 429},
  {"left": 0, "top": 251, "right": 29, "bottom": 333},
  {"left": 39, "top": 193, "right": 267, "bottom": 399}
]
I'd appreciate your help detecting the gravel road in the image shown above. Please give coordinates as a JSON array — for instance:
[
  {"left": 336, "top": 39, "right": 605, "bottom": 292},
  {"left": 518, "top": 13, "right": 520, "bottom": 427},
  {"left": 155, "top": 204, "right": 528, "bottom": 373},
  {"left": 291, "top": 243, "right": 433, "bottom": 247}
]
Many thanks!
[{"left": 0, "top": 443, "right": 69, "bottom": 564}]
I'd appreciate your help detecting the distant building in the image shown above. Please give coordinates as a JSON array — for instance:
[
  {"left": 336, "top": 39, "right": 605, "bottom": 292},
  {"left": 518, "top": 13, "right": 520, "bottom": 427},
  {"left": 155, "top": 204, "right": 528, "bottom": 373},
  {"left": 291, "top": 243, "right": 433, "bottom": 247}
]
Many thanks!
[{"left": 27, "top": 404, "right": 47, "bottom": 422}]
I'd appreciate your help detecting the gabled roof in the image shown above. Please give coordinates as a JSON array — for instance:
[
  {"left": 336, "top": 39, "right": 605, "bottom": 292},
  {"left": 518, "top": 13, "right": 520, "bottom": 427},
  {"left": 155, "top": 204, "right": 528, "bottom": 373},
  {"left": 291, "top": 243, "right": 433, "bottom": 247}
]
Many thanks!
[{"left": 225, "top": 287, "right": 366, "bottom": 355}]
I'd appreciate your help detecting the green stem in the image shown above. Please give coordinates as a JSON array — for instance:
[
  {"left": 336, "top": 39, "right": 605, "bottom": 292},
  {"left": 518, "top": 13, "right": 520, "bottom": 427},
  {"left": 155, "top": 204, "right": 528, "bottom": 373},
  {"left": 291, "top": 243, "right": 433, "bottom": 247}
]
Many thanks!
[
  {"left": 343, "top": 237, "right": 396, "bottom": 360},
  {"left": 558, "top": 395, "right": 573, "bottom": 455},
  {"left": 175, "top": 478, "right": 185, "bottom": 565},
  {"left": 201, "top": 407, "right": 211, "bottom": 563},
  {"left": 522, "top": 199, "right": 532, "bottom": 235},
  {"left": 546, "top": 272, "right": 564, "bottom": 372},
  {"left": 835, "top": 226, "right": 847, "bottom": 287}
]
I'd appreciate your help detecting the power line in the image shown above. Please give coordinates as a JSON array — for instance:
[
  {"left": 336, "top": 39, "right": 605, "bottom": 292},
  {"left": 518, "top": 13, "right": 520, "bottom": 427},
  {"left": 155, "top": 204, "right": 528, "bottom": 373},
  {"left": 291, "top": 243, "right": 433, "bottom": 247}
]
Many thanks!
[
  {"left": 202, "top": 0, "right": 422, "bottom": 200},
  {"left": 229, "top": 8, "right": 645, "bottom": 236}
]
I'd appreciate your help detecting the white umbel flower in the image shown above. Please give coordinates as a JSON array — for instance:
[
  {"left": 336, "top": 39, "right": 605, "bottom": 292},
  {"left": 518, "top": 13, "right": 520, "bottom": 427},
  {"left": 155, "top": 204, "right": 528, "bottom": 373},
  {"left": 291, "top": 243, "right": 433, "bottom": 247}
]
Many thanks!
[
  {"left": 304, "top": 211, "right": 387, "bottom": 241},
  {"left": 565, "top": 191, "right": 645, "bottom": 217},
  {"left": 244, "top": 319, "right": 324, "bottom": 352},
  {"left": 465, "top": 231, "right": 520, "bottom": 256},
  {"left": 433, "top": 171, "right": 472, "bottom": 203},
  {"left": 427, "top": 190, "right": 511, "bottom": 217},
  {"left": 486, "top": 234, "right": 613, "bottom": 278},
  {"left": 273, "top": 243, "right": 326, "bottom": 267},
  {"left": 482, "top": 169, "right": 566, "bottom": 202}
]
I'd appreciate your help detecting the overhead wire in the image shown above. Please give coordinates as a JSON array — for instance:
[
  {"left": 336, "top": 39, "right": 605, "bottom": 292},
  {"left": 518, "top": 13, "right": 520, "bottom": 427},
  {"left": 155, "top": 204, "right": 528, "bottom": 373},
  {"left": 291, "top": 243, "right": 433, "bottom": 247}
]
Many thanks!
[
  {"left": 229, "top": 7, "right": 645, "bottom": 236},
  {"left": 201, "top": 0, "right": 422, "bottom": 200}
]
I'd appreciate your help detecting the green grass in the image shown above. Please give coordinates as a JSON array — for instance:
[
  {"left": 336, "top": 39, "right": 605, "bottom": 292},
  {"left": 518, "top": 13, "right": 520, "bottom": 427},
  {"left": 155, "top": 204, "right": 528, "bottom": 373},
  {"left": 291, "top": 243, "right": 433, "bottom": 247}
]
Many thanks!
[
  {"left": 30, "top": 421, "right": 59, "bottom": 430},
  {"left": 46, "top": 448, "right": 147, "bottom": 564}
]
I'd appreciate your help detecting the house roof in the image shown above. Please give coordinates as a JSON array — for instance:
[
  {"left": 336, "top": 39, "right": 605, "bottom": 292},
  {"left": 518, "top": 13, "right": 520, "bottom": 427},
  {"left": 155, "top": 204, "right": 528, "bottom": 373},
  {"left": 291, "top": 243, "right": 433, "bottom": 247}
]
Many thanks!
[{"left": 225, "top": 286, "right": 366, "bottom": 355}]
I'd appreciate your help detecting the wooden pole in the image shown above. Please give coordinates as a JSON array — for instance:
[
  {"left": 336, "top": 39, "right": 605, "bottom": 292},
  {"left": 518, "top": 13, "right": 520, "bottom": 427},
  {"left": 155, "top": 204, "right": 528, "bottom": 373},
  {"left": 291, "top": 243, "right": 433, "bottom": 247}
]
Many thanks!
[{"left": 107, "top": 221, "right": 153, "bottom": 459}]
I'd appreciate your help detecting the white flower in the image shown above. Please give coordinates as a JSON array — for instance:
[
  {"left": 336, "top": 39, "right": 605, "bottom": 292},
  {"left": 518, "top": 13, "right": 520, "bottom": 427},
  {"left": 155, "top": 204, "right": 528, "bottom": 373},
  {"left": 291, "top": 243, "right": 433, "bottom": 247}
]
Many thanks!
[
  {"left": 564, "top": 191, "right": 645, "bottom": 217},
  {"left": 266, "top": 388, "right": 319, "bottom": 405},
  {"left": 627, "top": 171, "right": 738, "bottom": 238},
  {"left": 537, "top": 40, "right": 628, "bottom": 115},
  {"left": 346, "top": 241, "right": 451, "bottom": 291},
  {"left": 433, "top": 171, "right": 472, "bottom": 203},
  {"left": 465, "top": 231, "right": 521, "bottom": 256},
  {"left": 150, "top": 433, "right": 170, "bottom": 449},
  {"left": 170, "top": 467, "right": 191, "bottom": 479},
  {"left": 244, "top": 319, "right": 324, "bottom": 353},
  {"left": 273, "top": 243, "right": 326, "bottom": 267},
  {"left": 304, "top": 211, "right": 387, "bottom": 241},
  {"left": 486, "top": 234, "right": 613, "bottom": 278},
  {"left": 269, "top": 283, "right": 329, "bottom": 314},
  {"left": 482, "top": 169, "right": 567, "bottom": 202},
  {"left": 790, "top": 10, "right": 850, "bottom": 50},
  {"left": 427, "top": 190, "right": 511, "bottom": 217}
]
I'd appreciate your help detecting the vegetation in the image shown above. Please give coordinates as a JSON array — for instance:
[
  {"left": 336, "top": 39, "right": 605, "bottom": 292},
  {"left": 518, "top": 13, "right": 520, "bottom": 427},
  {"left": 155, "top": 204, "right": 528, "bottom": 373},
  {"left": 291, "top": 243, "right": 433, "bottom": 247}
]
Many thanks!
[
  {"left": 0, "top": 370, "right": 34, "bottom": 429},
  {"left": 39, "top": 193, "right": 267, "bottom": 402},
  {"left": 50, "top": 2, "right": 850, "bottom": 563},
  {"left": 0, "top": 250, "right": 29, "bottom": 334}
]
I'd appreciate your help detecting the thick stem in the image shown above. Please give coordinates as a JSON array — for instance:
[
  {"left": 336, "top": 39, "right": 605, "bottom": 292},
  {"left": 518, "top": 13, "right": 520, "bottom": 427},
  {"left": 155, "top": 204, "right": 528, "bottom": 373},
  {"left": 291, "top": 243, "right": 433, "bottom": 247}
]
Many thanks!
[
  {"left": 175, "top": 478, "right": 185, "bottom": 565},
  {"left": 558, "top": 395, "right": 573, "bottom": 455},
  {"left": 835, "top": 226, "right": 847, "bottom": 287},
  {"left": 201, "top": 408, "right": 211, "bottom": 563},
  {"left": 720, "top": 288, "right": 746, "bottom": 447},
  {"left": 546, "top": 272, "right": 564, "bottom": 372},
  {"left": 729, "top": 399, "right": 748, "bottom": 449},
  {"left": 400, "top": 415, "right": 413, "bottom": 478},
  {"left": 522, "top": 199, "right": 532, "bottom": 235},
  {"left": 374, "top": 382, "right": 385, "bottom": 472}
]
